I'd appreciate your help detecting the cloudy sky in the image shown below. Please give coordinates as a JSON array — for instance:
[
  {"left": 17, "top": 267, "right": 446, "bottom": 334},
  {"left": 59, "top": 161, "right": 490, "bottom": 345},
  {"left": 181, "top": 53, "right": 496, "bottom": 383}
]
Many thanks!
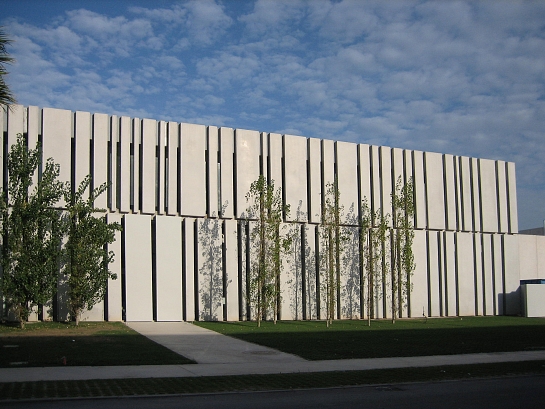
[{"left": 2, "top": 0, "right": 545, "bottom": 230}]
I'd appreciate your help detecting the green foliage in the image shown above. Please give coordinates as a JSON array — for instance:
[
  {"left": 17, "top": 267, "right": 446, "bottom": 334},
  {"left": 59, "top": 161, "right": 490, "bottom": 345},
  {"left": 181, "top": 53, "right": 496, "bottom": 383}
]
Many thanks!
[
  {"left": 390, "top": 176, "right": 415, "bottom": 323},
  {"left": 0, "top": 27, "right": 16, "bottom": 107},
  {"left": 320, "top": 180, "right": 348, "bottom": 327},
  {"left": 63, "top": 175, "right": 121, "bottom": 325},
  {"left": 246, "top": 175, "right": 291, "bottom": 326},
  {"left": 0, "top": 134, "right": 67, "bottom": 327}
]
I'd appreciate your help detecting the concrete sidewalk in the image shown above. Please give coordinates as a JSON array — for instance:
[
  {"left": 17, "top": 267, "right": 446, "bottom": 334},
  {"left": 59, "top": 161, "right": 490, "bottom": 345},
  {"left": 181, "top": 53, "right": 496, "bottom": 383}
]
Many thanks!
[{"left": 1, "top": 321, "right": 545, "bottom": 383}]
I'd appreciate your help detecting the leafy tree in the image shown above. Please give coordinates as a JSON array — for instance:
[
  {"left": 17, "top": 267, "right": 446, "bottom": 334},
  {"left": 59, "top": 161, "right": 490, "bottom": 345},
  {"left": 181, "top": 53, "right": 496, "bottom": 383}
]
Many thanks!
[
  {"left": 0, "top": 27, "right": 16, "bottom": 108},
  {"left": 389, "top": 176, "right": 415, "bottom": 323},
  {"left": 0, "top": 134, "right": 66, "bottom": 327},
  {"left": 320, "top": 180, "right": 347, "bottom": 327},
  {"left": 245, "top": 175, "right": 291, "bottom": 327},
  {"left": 63, "top": 175, "right": 121, "bottom": 325}
]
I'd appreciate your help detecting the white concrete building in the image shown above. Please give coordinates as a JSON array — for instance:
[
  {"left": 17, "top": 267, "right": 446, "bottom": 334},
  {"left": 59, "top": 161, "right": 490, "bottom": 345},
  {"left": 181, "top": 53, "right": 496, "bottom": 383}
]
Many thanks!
[{"left": 1, "top": 105, "right": 544, "bottom": 322}]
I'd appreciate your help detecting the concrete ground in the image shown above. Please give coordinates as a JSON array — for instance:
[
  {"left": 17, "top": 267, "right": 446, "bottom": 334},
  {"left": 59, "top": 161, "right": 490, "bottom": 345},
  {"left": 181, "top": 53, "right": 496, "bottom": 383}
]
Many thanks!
[{"left": 1, "top": 321, "right": 545, "bottom": 383}]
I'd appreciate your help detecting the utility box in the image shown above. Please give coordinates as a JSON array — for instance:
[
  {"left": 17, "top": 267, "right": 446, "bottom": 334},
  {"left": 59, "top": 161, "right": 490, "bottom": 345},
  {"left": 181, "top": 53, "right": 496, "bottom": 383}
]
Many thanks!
[{"left": 521, "top": 281, "right": 545, "bottom": 317}]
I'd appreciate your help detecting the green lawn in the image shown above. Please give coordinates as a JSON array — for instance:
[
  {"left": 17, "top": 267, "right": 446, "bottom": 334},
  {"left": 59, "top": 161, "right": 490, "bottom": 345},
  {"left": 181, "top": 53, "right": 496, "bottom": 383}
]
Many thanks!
[
  {"left": 195, "top": 316, "right": 545, "bottom": 360},
  {"left": 0, "top": 321, "right": 195, "bottom": 367}
]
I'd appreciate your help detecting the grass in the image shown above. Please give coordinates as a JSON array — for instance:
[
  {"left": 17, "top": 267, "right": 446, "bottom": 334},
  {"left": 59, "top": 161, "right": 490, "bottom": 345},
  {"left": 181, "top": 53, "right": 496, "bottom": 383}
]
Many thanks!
[
  {"left": 195, "top": 316, "right": 545, "bottom": 360},
  {"left": 2, "top": 361, "right": 545, "bottom": 400},
  {"left": 0, "top": 321, "right": 195, "bottom": 367}
]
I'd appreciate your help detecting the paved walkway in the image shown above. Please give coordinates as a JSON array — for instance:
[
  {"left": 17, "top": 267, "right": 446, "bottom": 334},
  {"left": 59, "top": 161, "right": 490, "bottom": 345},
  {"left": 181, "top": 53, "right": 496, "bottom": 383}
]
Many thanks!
[{"left": 1, "top": 321, "right": 545, "bottom": 383}]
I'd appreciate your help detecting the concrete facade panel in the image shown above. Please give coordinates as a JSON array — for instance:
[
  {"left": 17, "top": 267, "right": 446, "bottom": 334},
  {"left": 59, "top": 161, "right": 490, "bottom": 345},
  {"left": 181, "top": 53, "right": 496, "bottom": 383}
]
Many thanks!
[
  {"left": 92, "top": 114, "right": 109, "bottom": 210},
  {"left": 42, "top": 108, "right": 72, "bottom": 207},
  {"left": 425, "top": 152, "right": 445, "bottom": 230},
  {"left": 106, "top": 213, "right": 123, "bottom": 321},
  {"left": 496, "top": 162, "right": 508, "bottom": 233},
  {"left": 7, "top": 104, "right": 24, "bottom": 148},
  {"left": 413, "top": 151, "right": 427, "bottom": 229},
  {"left": 281, "top": 223, "right": 303, "bottom": 320},
  {"left": 74, "top": 111, "right": 91, "bottom": 197},
  {"left": 482, "top": 235, "right": 500, "bottom": 315},
  {"left": 308, "top": 138, "right": 321, "bottom": 223},
  {"left": 444, "top": 231, "right": 456, "bottom": 316},
  {"left": 235, "top": 129, "right": 260, "bottom": 219},
  {"left": 518, "top": 235, "right": 537, "bottom": 280},
  {"left": 507, "top": 162, "right": 518, "bottom": 233},
  {"left": 284, "top": 135, "right": 308, "bottom": 222},
  {"left": 471, "top": 158, "right": 481, "bottom": 232},
  {"left": 183, "top": 218, "right": 196, "bottom": 321},
  {"left": 157, "top": 121, "right": 166, "bottom": 215},
  {"left": 410, "top": 229, "right": 429, "bottom": 318},
  {"left": 380, "top": 147, "right": 392, "bottom": 225},
  {"left": 479, "top": 159, "right": 498, "bottom": 233},
  {"left": 197, "top": 218, "right": 223, "bottom": 321},
  {"left": 167, "top": 122, "right": 179, "bottom": 215},
  {"left": 118, "top": 117, "right": 131, "bottom": 213},
  {"left": 181, "top": 123, "right": 206, "bottom": 217},
  {"left": 359, "top": 144, "right": 372, "bottom": 219},
  {"left": 537, "top": 236, "right": 545, "bottom": 279},
  {"left": 155, "top": 215, "right": 182, "bottom": 321},
  {"left": 207, "top": 126, "right": 219, "bottom": 217},
  {"left": 474, "top": 234, "right": 483, "bottom": 315},
  {"left": 141, "top": 118, "right": 157, "bottom": 214},
  {"left": 304, "top": 224, "right": 318, "bottom": 320},
  {"left": 460, "top": 157, "right": 473, "bottom": 232},
  {"left": 456, "top": 232, "right": 476, "bottom": 316},
  {"left": 444, "top": 155, "right": 457, "bottom": 231},
  {"left": 340, "top": 226, "right": 360, "bottom": 319},
  {"left": 336, "top": 141, "right": 359, "bottom": 225},
  {"left": 124, "top": 214, "right": 153, "bottom": 321},
  {"left": 427, "top": 231, "right": 441, "bottom": 317},
  {"left": 522, "top": 284, "right": 545, "bottom": 317},
  {"left": 224, "top": 220, "right": 239, "bottom": 321},
  {"left": 492, "top": 234, "right": 504, "bottom": 315},
  {"left": 268, "top": 133, "right": 282, "bottom": 195},
  {"left": 219, "top": 127, "right": 234, "bottom": 218},
  {"left": 502, "top": 234, "right": 520, "bottom": 315}
]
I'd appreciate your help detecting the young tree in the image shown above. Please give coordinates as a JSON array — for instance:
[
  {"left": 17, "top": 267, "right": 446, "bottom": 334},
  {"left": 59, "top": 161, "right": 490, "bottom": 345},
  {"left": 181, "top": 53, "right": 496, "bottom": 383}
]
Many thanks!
[
  {"left": 389, "top": 176, "right": 415, "bottom": 323},
  {"left": 0, "top": 27, "right": 16, "bottom": 108},
  {"left": 63, "top": 175, "right": 121, "bottom": 325},
  {"left": 245, "top": 175, "right": 291, "bottom": 327},
  {"left": 320, "top": 180, "right": 347, "bottom": 327},
  {"left": 0, "top": 134, "right": 66, "bottom": 327}
]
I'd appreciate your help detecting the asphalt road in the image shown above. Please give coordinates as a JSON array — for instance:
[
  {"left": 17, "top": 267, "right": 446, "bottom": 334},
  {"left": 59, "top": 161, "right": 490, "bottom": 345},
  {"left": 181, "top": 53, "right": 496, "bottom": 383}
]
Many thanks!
[{"left": 3, "top": 375, "right": 545, "bottom": 409}]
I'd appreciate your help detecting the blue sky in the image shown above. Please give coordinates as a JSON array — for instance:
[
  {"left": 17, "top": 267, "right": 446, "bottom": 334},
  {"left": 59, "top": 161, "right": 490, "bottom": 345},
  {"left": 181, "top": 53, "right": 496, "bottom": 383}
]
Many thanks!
[{"left": 2, "top": 0, "right": 545, "bottom": 230}]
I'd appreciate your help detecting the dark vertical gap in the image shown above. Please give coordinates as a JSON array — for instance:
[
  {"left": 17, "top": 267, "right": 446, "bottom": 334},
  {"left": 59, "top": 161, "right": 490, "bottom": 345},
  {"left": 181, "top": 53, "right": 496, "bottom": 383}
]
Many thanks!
[
  {"left": 151, "top": 217, "right": 157, "bottom": 321},
  {"left": 217, "top": 151, "right": 221, "bottom": 217},
  {"left": 90, "top": 118, "right": 95, "bottom": 200},
  {"left": 233, "top": 131, "right": 238, "bottom": 217},
  {"left": 495, "top": 161, "right": 501, "bottom": 232},
  {"left": 267, "top": 134, "right": 271, "bottom": 184},
  {"left": 237, "top": 220, "right": 243, "bottom": 321},
  {"left": 71, "top": 116, "right": 76, "bottom": 196},
  {"left": 301, "top": 225, "right": 307, "bottom": 320},
  {"left": 164, "top": 125, "right": 169, "bottom": 214},
  {"left": 222, "top": 222, "right": 227, "bottom": 321},
  {"left": 205, "top": 127, "right": 210, "bottom": 216},
  {"left": 480, "top": 234, "right": 486, "bottom": 315},
  {"left": 436, "top": 232, "right": 443, "bottom": 317},
  {"left": 491, "top": 235, "right": 497, "bottom": 315},
  {"left": 426, "top": 231, "right": 431, "bottom": 317},
  {"left": 194, "top": 220, "right": 199, "bottom": 321},
  {"left": 121, "top": 217, "right": 126, "bottom": 321},
  {"left": 103, "top": 240, "right": 109, "bottom": 321},
  {"left": 177, "top": 124, "right": 181, "bottom": 214},
  {"left": 155, "top": 125, "right": 160, "bottom": 213},
  {"left": 411, "top": 150, "right": 417, "bottom": 228},
  {"left": 469, "top": 159, "right": 476, "bottom": 232},
  {"left": 315, "top": 226, "right": 320, "bottom": 319},
  {"left": 459, "top": 158, "right": 465, "bottom": 231},
  {"left": 245, "top": 221, "right": 251, "bottom": 321},
  {"left": 501, "top": 236, "right": 507, "bottom": 315},
  {"left": 138, "top": 120, "right": 143, "bottom": 212},
  {"left": 477, "top": 160, "right": 483, "bottom": 232},
  {"left": 453, "top": 156, "right": 460, "bottom": 231},
  {"left": 439, "top": 233, "right": 445, "bottom": 316},
  {"left": 442, "top": 155, "right": 449, "bottom": 230},
  {"left": 505, "top": 163, "right": 512, "bottom": 234},
  {"left": 423, "top": 152, "right": 429, "bottom": 229},
  {"left": 129, "top": 120, "right": 134, "bottom": 212},
  {"left": 107, "top": 118, "right": 113, "bottom": 210},
  {"left": 116, "top": 120, "right": 121, "bottom": 211},
  {"left": 181, "top": 220, "right": 187, "bottom": 321},
  {"left": 2, "top": 131, "right": 8, "bottom": 196},
  {"left": 320, "top": 140, "right": 325, "bottom": 220},
  {"left": 259, "top": 132, "right": 264, "bottom": 177},
  {"left": 306, "top": 139, "right": 311, "bottom": 223},
  {"left": 334, "top": 142, "right": 340, "bottom": 320},
  {"left": 454, "top": 233, "right": 460, "bottom": 316},
  {"left": 472, "top": 234, "right": 479, "bottom": 315}
]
